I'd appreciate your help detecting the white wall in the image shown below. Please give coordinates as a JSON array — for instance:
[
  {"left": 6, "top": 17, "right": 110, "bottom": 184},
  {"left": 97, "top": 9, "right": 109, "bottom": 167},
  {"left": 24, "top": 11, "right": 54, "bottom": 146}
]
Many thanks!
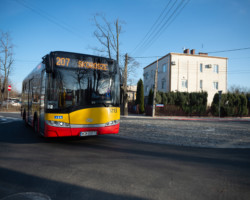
[
  {"left": 171, "top": 53, "right": 227, "bottom": 105},
  {"left": 143, "top": 53, "right": 227, "bottom": 105},
  {"left": 143, "top": 55, "right": 170, "bottom": 96}
]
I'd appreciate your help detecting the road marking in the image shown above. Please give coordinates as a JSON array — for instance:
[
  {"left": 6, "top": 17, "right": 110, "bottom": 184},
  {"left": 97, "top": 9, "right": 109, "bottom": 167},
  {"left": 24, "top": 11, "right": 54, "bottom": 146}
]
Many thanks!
[
  {"left": 0, "top": 117, "right": 22, "bottom": 124},
  {"left": 0, "top": 192, "right": 51, "bottom": 200},
  {"left": 5, "top": 116, "right": 21, "bottom": 120}
]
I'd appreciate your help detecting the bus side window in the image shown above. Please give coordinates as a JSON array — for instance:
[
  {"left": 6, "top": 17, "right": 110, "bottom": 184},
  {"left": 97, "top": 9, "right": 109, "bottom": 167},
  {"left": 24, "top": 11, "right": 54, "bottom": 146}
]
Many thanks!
[
  {"left": 41, "top": 71, "right": 46, "bottom": 95},
  {"left": 32, "top": 75, "right": 40, "bottom": 103},
  {"left": 32, "top": 86, "right": 38, "bottom": 103},
  {"left": 41, "top": 71, "right": 46, "bottom": 108}
]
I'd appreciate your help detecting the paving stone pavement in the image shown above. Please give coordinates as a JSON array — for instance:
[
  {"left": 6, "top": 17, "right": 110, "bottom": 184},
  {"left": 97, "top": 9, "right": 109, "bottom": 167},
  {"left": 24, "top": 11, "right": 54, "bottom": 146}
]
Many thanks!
[{"left": 117, "top": 116, "right": 250, "bottom": 148}]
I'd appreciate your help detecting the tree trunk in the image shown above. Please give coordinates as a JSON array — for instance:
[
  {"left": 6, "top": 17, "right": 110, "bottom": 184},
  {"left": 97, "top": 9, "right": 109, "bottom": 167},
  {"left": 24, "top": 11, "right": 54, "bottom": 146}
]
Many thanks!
[
  {"left": 123, "top": 54, "right": 128, "bottom": 116},
  {"left": 116, "top": 19, "right": 119, "bottom": 65}
]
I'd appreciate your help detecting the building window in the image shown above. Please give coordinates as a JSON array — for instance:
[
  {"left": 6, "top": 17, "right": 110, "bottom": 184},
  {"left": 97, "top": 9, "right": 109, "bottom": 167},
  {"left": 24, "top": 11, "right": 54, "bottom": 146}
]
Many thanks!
[
  {"left": 162, "top": 64, "right": 167, "bottom": 72},
  {"left": 151, "top": 70, "right": 153, "bottom": 78},
  {"left": 200, "top": 64, "right": 203, "bottom": 72},
  {"left": 162, "top": 79, "right": 166, "bottom": 89},
  {"left": 200, "top": 80, "right": 203, "bottom": 89},
  {"left": 145, "top": 72, "right": 149, "bottom": 80},
  {"left": 205, "top": 64, "right": 212, "bottom": 69},
  {"left": 158, "top": 67, "right": 161, "bottom": 72},
  {"left": 213, "top": 82, "right": 218, "bottom": 90},
  {"left": 182, "top": 80, "right": 188, "bottom": 88},
  {"left": 146, "top": 86, "right": 149, "bottom": 93},
  {"left": 213, "top": 64, "right": 219, "bottom": 73}
]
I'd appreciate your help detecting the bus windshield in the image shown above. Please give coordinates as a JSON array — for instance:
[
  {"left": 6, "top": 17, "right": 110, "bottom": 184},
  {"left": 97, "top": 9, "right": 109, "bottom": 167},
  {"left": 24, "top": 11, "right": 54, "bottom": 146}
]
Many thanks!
[{"left": 46, "top": 67, "right": 120, "bottom": 112}]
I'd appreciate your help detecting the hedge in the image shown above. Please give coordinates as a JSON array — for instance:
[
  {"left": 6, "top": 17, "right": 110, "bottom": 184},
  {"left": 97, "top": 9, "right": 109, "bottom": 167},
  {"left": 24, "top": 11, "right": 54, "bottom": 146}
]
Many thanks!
[
  {"left": 154, "top": 91, "right": 208, "bottom": 116},
  {"left": 144, "top": 91, "right": 249, "bottom": 117},
  {"left": 211, "top": 93, "right": 248, "bottom": 117}
]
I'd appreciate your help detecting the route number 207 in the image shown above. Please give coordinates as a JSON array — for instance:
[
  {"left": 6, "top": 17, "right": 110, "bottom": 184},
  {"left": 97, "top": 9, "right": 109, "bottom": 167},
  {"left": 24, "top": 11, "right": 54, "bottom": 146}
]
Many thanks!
[{"left": 56, "top": 57, "right": 70, "bottom": 67}]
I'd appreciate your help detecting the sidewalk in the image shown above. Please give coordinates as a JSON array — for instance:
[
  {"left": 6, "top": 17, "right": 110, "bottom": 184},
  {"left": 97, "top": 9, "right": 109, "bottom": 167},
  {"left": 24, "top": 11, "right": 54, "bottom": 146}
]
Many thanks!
[{"left": 121, "top": 114, "right": 250, "bottom": 122}]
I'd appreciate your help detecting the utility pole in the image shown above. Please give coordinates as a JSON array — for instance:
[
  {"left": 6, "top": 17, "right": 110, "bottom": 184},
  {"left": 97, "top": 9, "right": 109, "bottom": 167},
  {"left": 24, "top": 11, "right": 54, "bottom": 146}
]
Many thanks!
[
  {"left": 116, "top": 19, "right": 119, "bottom": 65},
  {"left": 123, "top": 53, "right": 128, "bottom": 116},
  {"left": 0, "top": 58, "right": 1, "bottom": 102},
  {"left": 218, "top": 90, "right": 222, "bottom": 118},
  {"left": 152, "top": 57, "right": 158, "bottom": 117}
]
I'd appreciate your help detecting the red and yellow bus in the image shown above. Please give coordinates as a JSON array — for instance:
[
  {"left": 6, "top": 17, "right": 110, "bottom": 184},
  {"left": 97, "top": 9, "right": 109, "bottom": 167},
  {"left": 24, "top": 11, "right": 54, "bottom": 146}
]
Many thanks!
[{"left": 21, "top": 51, "right": 120, "bottom": 137}]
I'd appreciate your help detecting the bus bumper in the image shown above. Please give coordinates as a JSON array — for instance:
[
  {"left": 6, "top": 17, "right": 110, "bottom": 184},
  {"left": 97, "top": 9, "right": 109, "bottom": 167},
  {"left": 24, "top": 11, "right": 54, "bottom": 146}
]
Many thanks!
[{"left": 44, "top": 123, "right": 120, "bottom": 137}]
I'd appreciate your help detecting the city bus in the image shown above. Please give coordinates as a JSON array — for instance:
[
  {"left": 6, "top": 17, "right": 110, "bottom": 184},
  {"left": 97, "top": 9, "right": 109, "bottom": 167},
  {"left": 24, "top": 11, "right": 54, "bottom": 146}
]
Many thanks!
[{"left": 21, "top": 51, "right": 120, "bottom": 137}]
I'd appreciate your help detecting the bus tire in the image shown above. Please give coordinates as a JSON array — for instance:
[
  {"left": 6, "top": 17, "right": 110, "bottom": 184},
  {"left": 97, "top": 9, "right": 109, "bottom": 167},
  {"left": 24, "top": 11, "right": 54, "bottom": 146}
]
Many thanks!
[
  {"left": 23, "top": 111, "right": 28, "bottom": 127},
  {"left": 22, "top": 110, "right": 26, "bottom": 120},
  {"left": 33, "top": 116, "right": 43, "bottom": 137},
  {"left": 33, "top": 115, "right": 38, "bottom": 133}
]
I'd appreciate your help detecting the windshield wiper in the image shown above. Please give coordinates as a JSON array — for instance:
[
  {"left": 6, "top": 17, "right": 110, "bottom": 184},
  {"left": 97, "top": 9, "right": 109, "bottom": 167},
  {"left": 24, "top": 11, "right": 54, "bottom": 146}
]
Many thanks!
[
  {"left": 91, "top": 100, "right": 112, "bottom": 107},
  {"left": 101, "top": 102, "right": 107, "bottom": 107}
]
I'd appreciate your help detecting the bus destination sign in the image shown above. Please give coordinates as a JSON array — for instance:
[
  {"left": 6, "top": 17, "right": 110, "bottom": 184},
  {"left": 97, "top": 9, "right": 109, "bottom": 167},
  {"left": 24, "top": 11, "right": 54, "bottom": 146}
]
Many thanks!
[{"left": 56, "top": 57, "right": 108, "bottom": 71}]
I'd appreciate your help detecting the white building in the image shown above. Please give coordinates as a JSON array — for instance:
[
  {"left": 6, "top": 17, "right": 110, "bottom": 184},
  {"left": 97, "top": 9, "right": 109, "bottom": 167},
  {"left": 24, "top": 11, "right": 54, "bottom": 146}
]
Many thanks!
[
  {"left": 127, "top": 85, "right": 137, "bottom": 102},
  {"left": 143, "top": 49, "right": 227, "bottom": 105}
]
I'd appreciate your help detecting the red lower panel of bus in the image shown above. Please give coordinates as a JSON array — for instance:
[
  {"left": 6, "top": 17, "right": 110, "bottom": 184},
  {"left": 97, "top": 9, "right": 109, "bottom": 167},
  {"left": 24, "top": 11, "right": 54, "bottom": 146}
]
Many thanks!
[{"left": 44, "top": 123, "right": 120, "bottom": 137}]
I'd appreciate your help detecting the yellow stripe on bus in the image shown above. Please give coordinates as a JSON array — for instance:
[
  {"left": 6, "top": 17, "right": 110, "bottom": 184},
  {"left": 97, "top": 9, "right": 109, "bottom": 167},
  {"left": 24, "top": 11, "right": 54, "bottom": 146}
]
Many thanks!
[
  {"left": 69, "top": 107, "right": 120, "bottom": 125},
  {"left": 45, "top": 107, "right": 120, "bottom": 125}
]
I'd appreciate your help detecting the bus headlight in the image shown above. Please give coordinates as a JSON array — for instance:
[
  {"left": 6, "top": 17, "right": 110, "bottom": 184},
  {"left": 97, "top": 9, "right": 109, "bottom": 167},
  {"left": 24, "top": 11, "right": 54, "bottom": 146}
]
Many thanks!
[
  {"left": 46, "top": 120, "right": 70, "bottom": 128},
  {"left": 105, "top": 120, "right": 119, "bottom": 127}
]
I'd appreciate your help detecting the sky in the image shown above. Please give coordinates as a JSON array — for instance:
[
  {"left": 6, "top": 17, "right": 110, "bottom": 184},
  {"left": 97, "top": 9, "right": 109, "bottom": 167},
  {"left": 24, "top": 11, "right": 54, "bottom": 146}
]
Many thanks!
[{"left": 0, "top": 0, "right": 250, "bottom": 92}]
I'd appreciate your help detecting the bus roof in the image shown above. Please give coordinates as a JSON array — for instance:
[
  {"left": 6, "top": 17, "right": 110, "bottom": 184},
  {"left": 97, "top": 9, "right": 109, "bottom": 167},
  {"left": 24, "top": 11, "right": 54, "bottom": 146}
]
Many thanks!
[{"left": 45, "top": 51, "right": 116, "bottom": 62}]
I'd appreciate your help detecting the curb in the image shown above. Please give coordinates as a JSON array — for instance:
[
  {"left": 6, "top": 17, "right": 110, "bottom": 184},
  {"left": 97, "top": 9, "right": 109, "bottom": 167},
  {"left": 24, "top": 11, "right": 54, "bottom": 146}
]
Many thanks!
[{"left": 121, "top": 115, "right": 250, "bottom": 122}]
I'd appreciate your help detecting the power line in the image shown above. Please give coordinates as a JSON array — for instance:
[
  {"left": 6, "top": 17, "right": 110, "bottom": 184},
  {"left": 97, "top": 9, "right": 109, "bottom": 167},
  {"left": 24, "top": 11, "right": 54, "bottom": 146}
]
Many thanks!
[
  {"left": 141, "top": 0, "right": 190, "bottom": 52},
  {"left": 134, "top": 0, "right": 180, "bottom": 54},
  {"left": 16, "top": 59, "right": 40, "bottom": 63},
  {"left": 14, "top": 0, "right": 83, "bottom": 40},
  {"left": 131, "top": 46, "right": 250, "bottom": 59},
  {"left": 207, "top": 47, "right": 250, "bottom": 54},
  {"left": 131, "top": 0, "right": 175, "bottom": 54},
  {"left": 132, "top": 56, "right": 163, "bottom": 59},
  {"left": 132, "top": 0, "right": 190, "bottom": 56},
  {"left": 230, "top": 56, "right": 250, "bottom": 60}
]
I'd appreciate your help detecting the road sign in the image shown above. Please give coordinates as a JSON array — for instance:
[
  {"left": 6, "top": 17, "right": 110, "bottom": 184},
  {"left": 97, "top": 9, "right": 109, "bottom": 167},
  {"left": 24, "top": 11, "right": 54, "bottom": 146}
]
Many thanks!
[
  {"left": 218, "top": 90, "right": 222, "bottom": 100},
  {"left": 8, "top": 85, "right": 11, "bottom": 91}
]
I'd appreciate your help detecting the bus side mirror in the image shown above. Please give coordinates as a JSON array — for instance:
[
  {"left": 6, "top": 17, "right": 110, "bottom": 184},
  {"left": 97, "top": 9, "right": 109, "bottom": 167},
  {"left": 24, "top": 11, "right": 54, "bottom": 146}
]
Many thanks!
[{"left": 42, "top": 54, "right": 53, "bottom": 73}]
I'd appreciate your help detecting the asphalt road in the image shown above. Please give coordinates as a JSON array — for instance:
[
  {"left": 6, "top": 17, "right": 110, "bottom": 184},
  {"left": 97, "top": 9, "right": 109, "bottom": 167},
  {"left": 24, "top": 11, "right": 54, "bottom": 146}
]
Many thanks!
[
  {"left": 0, "top": 112, "right": 250, "bottom": 200},
  {"left": 119, "top": 116, "right": 250, "bottom": 148}
]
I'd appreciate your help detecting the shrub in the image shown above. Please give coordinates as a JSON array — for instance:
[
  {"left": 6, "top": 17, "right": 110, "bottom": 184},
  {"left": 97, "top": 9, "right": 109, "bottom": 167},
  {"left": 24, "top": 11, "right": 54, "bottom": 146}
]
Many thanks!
[
  {"left": 136, "top": 79, "right": 144, "bottom": 113},
  {"left": 148, "top": 89, "right": 153, "bottom": 106},
  {"left": 211, "top": 92, "right": 248, "bottom": 117},
  {"left": 155, "top": 92, "right": 162, "bottom": 104},
  {"left": 159, "top": 91, "right": 208, "bottom": 116}
]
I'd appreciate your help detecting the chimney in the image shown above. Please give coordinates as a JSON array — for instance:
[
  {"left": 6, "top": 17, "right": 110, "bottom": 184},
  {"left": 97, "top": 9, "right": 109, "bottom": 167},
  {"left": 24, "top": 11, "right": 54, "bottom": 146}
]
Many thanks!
[
  {"left": 191, "top": 49, "right": 195, "bottom": 55},
  {"left": 184, "top": 49, "right": 189, "bottom": 54},
  {"left": 199, "top": 52, "right": 208, "bottom": 56}
]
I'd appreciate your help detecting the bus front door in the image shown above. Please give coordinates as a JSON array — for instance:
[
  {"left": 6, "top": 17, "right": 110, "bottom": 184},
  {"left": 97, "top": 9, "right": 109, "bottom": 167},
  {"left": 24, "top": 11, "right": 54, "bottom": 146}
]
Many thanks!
[{"left": 27, "top": 79, "right": 33, "bottom": 125}]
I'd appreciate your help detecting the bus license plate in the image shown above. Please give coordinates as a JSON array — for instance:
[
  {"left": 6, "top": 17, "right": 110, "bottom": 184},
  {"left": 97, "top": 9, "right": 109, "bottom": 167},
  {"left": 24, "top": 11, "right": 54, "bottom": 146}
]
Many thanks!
[{"left": 80, "top": 131, "right": 97, "bottom": 137}]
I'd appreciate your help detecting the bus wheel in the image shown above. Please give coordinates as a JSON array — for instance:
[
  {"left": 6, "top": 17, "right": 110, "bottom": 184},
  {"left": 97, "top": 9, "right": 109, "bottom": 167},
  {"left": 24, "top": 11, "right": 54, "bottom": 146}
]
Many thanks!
[
  {"left": 34, "top": 118, "right": 43, "bottom": 137},
  {"left": 22, "top": 111, "right": 26, "bottom": 120},
  {"left": 23, "top": 111, "right": 28, "bottom": 126},
  {"left": 33, "top": 118, "right": 38, "bottom": 133}
]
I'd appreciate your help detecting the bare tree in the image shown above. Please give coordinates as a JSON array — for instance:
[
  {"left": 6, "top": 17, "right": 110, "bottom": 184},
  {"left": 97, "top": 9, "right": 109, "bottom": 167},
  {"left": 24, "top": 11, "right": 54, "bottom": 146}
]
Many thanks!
[
  {"left": 126, "top": 55, "right": 140, "bottom": 83},
  {"left": 0, "top": 31, "right": 14, "bottom": 101},
  {"left": 229, "top": 85, "right": 250, "bottom": 94},
  {"left": 93, "top": 15, "right": 112, "bottom": 59},
  {"left": 92, "top": 15, "right": 140, "bottom": 115},
  {"left": 92, "top": 14, "right": 122, "bottom": 64}
]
